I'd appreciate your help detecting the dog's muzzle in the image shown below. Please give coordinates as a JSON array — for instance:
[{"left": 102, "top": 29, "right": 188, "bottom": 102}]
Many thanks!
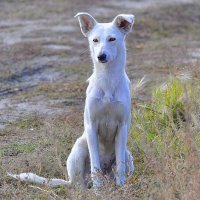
[{"left": 98, "top": 53, "right": 108, "bottom": 63}]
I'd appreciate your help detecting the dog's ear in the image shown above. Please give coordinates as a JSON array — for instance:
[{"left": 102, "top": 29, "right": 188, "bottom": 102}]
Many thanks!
[
  {"left": 75, "top": 12, "right": 97, "bottom": 37},
  {"left": 113, "top": 14, "right": 134, "bottom": 34}
]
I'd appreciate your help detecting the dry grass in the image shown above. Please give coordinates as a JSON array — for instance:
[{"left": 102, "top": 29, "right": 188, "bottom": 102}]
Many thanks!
[{"left": 1, "top": 77, "right": 200, "bottom": 199}]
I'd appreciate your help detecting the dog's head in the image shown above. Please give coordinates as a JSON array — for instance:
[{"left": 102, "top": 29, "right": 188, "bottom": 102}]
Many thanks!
[{"left": 75, "top": 13, "right": 134, "bottom": 64}]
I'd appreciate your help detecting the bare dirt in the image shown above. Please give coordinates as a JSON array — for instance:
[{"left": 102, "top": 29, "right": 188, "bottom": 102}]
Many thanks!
[{"left": 0, "top": 0, "right": 199, "bottom": 127}]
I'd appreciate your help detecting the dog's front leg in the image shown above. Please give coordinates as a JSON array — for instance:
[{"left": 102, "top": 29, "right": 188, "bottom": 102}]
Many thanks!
[
  {"left": 86, "top": 124, "right": 102, "bottom": 188},
  {"left": 115, "top": 124, "right": 127, "bottom": 186}
]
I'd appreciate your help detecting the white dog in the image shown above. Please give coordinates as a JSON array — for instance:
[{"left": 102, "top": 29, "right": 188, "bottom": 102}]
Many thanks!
[{"left": 8, "top": 12, "right": 135, "bottom": 190}]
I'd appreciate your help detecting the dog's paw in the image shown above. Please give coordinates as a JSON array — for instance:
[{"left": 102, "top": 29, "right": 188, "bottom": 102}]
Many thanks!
[
  {"left": 93, "top": 177, "right": 103, "bottom": 188},
  {"left": 91, "top": 170, "right": 103, "bottom": 194},
  {"left": 116, "top": 175, "right": 126, "bottom": 187},
  {"left": 92, "top": 178, "right": 103, "bottom": 196}
]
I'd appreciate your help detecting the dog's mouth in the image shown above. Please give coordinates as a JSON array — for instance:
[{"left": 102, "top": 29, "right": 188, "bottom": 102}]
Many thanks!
[{"left": 99, "top": 60, "right": 108, "bottom": 63}]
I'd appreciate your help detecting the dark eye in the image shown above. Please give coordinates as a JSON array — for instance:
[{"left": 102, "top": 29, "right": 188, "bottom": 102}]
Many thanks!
[
  {"left": 109, "top": 37, "right": 116, "bottom": 42},
  {"left": 93, "top": 38, "right": 99, "bottom": 43}
]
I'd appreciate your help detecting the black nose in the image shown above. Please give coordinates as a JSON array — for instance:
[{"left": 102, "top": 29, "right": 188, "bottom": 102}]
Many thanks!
[{"left": 98, "top": 53, "right": 107, "bottom": 63}]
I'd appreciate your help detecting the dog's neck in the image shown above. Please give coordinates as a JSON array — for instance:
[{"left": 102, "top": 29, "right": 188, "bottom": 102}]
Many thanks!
[{"left": 89, "top": 46, "right": 128, "bottom": 102}]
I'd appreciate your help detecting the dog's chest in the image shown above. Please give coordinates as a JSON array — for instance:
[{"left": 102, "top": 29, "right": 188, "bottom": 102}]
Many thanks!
[
  {"left": 91, "top": 97, "right": 125, "bottom": 121},
  {"left": 90, "top": 97, "right": 126, "bottom": 142},
  {"left": 86, "top": 74, "right": 130, "bottom": 143}
]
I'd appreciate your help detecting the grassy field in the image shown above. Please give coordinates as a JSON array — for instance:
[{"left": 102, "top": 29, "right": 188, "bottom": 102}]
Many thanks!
[{"left": 0, "top": 0, "right": 200, "bottom": 199}]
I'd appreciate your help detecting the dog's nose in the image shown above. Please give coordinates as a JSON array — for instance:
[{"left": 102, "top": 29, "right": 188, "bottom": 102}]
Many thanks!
[{"left": 98, "top": 53, "right": 107, "bottom": 63}]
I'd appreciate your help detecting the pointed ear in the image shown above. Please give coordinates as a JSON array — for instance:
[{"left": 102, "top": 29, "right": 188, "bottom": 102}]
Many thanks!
[
  {"left": 74, "top": 12, "right": 97, "bottom": 37},
  {"left": 113, "top": 14, "right": 134, "bottom": 34}
]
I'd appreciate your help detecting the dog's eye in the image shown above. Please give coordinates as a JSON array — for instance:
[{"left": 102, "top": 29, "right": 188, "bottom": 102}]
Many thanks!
[
  {"left": 109, "top": 37, "right": 116, "bottom": 42},
  {"left": 93, "top": 38, "right": 99, "bottom": 43}
]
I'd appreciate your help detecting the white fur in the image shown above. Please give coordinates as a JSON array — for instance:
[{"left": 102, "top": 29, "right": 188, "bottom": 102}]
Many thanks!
[{"left": 8, "top": 13, "right": 135, "bottom": 191}]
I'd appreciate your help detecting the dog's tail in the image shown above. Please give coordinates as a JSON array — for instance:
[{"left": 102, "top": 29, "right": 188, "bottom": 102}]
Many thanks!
[{"left": 7, "top": 172, "right": 71, "bottom": 187}]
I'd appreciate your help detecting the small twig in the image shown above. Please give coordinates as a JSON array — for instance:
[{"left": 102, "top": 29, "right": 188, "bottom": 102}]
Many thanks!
[{"left": 28, "top": 185, "right": 63, "bottom": 200}]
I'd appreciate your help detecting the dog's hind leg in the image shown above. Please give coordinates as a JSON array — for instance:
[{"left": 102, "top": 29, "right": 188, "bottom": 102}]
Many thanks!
[
  {"left": 66, "top": 134, "right": 89, "bottom": 188},
  {"left": 125, "top": 149, "right": 134, "bottom": 176},
  {"left": 8, "top": 136, "right": 89, "bottom": 188}
]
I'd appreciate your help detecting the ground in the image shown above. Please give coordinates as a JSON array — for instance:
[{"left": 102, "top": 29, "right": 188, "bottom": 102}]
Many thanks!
[{"left": 0, "top": 0, "right": 200, "bottom": 199}]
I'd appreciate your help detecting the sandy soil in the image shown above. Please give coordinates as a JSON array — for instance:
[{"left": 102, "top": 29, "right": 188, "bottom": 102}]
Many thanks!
[{"left": 0, "top": 0, "right": 200, "bottom": 127}]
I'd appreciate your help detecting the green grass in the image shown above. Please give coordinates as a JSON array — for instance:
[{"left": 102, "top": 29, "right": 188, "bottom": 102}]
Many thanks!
[
  {"left": 128, "top": 77, "right": 200, "bottom": 199},
  {"left": 10, "top": 115, "right": 44, "bottom": 129},
  {"left": 0, "top": 144, "right": 35, "bottom": 156},
  {"left": 131, "top": 77, "right": 200, "bottom": 154},
  {"left": 133, "top": 78, "right": 186, "bottom": 142}
]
